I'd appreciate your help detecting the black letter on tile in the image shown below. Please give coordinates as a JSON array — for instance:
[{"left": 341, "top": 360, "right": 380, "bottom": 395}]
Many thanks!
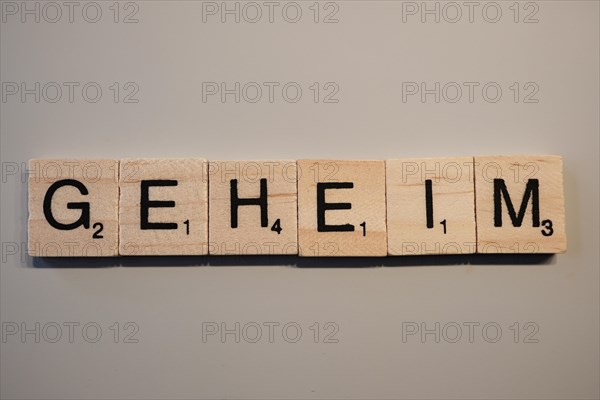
[
  {"left": 140, "top": 180, "right": 178, "bottom": 230},
  {"left": 43, "top": 179, "right": 90, "bottom": 230},
  {"left": 494, "top": 179, "right": 540, "bottom": 227},
  {"left": 230, "top": 178, "right": 268, "bottom": 228},
  {"left": 317, "top": 182, "right": 355, "bottom": 232}
]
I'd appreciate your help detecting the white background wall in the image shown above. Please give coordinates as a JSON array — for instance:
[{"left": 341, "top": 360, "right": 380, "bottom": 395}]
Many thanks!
[{"left": 1, "top": 1, "right": 598, "bottom": 398}]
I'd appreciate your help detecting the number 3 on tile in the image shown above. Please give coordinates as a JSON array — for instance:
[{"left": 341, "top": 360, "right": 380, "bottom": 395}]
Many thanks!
[{"left": 541, "top": 219, "right": 553, "bottom": 236}]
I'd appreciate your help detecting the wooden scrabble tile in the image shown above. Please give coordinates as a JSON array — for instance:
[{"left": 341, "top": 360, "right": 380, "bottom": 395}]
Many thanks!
[
  {"left": 386, "top": 157, "right": 477, "bottom": 255},
  {"left": 119, "top": 159, "right": 208, "bottom": 255},
  {"left": 474, "top": 155, "right": 567, "bottom": 254},
  {"left": 297, "top": 160, "right": 387, "bottom": 257},
  {"left": 208, "top": 160, "right": 298, "bottom": 255},
  {"left": 28, "top": 159, "right": 119, "bottom": 257}
]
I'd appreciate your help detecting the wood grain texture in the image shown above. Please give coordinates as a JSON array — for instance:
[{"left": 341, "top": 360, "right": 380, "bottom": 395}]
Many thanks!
[
  {"left": 208, "top": 160, "right": 298, "bottom": 255},
  {"left": 27, "top": 155, "right": 568, "bottom": 258},
  {"left": 474, "top": 155, "right": 567, "bottom": 254},
  {"left": 119, "top": 159, "right": 208, "bottom": 255},
  {"left": 297, "top": 160, "right": 387, "bottom": 257},
  {"left": 28, "top": 159, "right": 119, "bottom": 256},
  {"left": 386, "top": 157, "right": 476, "bottom": 255}
]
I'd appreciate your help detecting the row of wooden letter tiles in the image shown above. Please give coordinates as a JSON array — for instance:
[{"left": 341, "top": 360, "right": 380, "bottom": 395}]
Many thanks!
[{"left": 27, "top": 156, "right": 567, "bottom": 257}]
